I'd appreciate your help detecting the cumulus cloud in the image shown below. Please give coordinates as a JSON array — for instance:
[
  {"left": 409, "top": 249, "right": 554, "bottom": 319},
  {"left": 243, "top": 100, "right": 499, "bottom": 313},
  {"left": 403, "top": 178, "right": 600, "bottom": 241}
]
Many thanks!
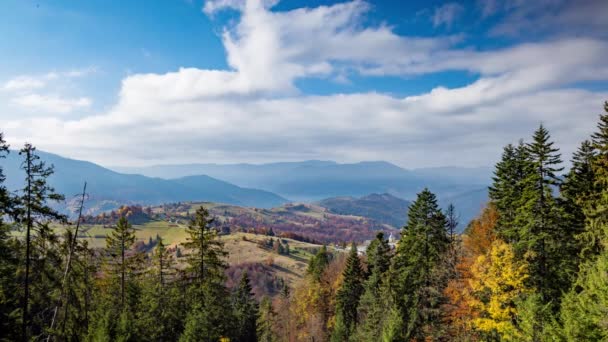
[{"left": 2, "top": 0, "right": 607, "bottom": 168}]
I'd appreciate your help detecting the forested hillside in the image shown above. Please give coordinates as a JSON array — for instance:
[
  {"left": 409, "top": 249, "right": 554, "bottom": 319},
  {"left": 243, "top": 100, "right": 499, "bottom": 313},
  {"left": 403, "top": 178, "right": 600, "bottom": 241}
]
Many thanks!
[{"left": 0, "top": 101, "right": 607, "bottom": 341}]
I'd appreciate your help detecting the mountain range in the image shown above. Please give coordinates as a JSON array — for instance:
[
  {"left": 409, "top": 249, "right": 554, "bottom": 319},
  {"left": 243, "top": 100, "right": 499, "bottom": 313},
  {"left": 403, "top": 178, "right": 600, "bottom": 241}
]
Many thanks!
[
  {"left": 2, "top": 150, "right": 287, "bottom": 212},
  {"left": 2, "top": 151, "right": 491, "bottom": 226},
  {"left": 116, "top": 160, "right": 492, "bottom": 225}
]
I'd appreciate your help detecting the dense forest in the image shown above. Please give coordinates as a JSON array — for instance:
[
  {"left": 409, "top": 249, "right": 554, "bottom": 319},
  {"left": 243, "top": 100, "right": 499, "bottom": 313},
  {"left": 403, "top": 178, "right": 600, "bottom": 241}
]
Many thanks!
[{"left": 0, "top": 101, "right": 607, "bottom": 341}]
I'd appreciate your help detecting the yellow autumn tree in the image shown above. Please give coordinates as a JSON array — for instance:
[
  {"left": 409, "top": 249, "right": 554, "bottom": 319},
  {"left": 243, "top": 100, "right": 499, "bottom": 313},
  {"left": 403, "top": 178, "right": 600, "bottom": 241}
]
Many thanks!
[
  {"left": 469, "top": 240, "right": 529, "bottom": 341},
  {"left": 443, "top": 204, "right": 498, "bottom": 340}
]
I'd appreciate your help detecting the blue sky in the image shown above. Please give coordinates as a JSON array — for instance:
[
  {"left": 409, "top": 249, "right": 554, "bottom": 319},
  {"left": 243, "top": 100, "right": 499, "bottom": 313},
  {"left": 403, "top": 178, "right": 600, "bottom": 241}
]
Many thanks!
[{"left": 1, "top": 0, "right": 607, "bottom": 168}]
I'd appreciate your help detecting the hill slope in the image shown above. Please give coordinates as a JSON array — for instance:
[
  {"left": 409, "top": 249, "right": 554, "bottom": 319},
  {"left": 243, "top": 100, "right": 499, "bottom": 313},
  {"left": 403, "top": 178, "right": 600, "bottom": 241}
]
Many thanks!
[
  {"left": 2, "top": 150, "right": 288, "bottom": 212},
  {"left": 318, "top": 193, "right": 410, "bottom": 228}
]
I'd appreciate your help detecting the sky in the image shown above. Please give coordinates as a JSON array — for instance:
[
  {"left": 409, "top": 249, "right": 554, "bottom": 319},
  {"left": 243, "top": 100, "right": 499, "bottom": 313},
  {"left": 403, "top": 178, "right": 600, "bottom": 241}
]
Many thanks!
[{"left": 1, "top": 0, "right": 607, "bottom": 168}]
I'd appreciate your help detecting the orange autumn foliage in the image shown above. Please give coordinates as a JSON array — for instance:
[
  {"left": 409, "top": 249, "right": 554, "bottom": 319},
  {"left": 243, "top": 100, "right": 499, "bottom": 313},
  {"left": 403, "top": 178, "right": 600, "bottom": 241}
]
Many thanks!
[{"left": 443, "top": 204, "right": 498, "bottom": 340}]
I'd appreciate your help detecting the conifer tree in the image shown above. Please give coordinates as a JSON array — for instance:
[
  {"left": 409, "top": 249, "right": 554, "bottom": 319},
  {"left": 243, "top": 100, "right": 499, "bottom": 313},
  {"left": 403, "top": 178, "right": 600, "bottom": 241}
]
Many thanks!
[
  {"left": 389, "top": 188, "right": 450, "bottom": 340},
  {"left": 257, "top": 297, "right": 277, "bottom": 342},
  {"left": 232, "top": 272, "right": 259, "bottom": 342},
  {"left": 89, "top": 215, "right": 142, "bottom": 341},
  {"left": 561, "top": 140, "right": 597, "bottom": 261},
  {"left": 0, "top": 133, "right": 21, "bottom": 341},
  {"left": 307, "top": 245, "right": 330, "bottom": 281},
  {"left": 489, "top": 141, "right": 532, "bottom": 241},
  {"left": 0, "top": 132, "right": 12, "bottom": 216},
  {"left": 137, "top": 237, "right": 183, "bottom": 341},
  {"left": 56, "top": 236, "right": 96, "bottom": 341},
  {"left": 355, "top": 233, "right": 391, "bottom": 341},
  {"left": 105, "top": 216, "right": 138, "bottom": 308},
  {"left": 581, "top": 102, "right": 608, "bottom": 260},
  {"left": 182, "top": 206, "right": 227, "bottom": 286},
  {"left": 16, "top": 143, "right": 66, "bottom": 340},
  {"left": 180, "top": 206, "right": 232, "bottom": 341},
  {"left": 515, "top": 125, "right": 571, "bottom": 303},
  {"left": 331, "top": 243, "right": 364, "bottom": 341},
  {"left": 560, "top": 247, "right": 608, "bottom": 340}
]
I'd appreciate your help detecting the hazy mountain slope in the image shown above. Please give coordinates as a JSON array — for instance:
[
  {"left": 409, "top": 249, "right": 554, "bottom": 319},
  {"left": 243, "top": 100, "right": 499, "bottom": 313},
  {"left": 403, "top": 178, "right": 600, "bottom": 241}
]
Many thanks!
[
  {"left": 1, "top": 150, "right": 287, "bottom": 212},
  {"left": 318, "top": 193, "right": 410, "bottom": 228},
  {"left": 115, "top": 161, "right": 491, "bottom": 226}
]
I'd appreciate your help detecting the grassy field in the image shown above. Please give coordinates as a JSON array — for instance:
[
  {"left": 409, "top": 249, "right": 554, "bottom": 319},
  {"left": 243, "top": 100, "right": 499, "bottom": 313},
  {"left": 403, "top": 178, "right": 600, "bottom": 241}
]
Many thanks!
[
  {"left": 221, "top": 232, "right": 322, "bottom": 286},
  {"left": 73, "top": 222, "right": 322, "bottom": 286},
  {"left": 75, "top": 220, "right": 189, "bottom": 248}
]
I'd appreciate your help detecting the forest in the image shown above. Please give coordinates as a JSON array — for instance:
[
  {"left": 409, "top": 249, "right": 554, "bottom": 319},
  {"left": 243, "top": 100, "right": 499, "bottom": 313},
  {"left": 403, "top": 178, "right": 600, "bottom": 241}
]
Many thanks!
[{"left": 0, "top": 101, "right": 607, "bottom": 342}]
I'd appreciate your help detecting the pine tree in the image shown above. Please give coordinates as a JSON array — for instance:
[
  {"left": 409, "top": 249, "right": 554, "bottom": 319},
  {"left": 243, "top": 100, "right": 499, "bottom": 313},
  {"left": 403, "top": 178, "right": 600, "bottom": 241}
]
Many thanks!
[
  {"left": 561, "top": 140, "right": 597, "bottom": 260},
  {"left": 232, "top": 272, "right": 259, "bottom": 342},
  {"left": 88, "top": 216, "right": 143, "bottom": 341},
  {"left": 489, "top": 141, "right": 532, "bottom": 242},
  {"left": 581, "top": 102, "right": 608, "bottom": 260},
  {"left": 137, "top": 237, "right": 183, "bottom": 341},
  {"left": 0, "top": 133, "right": 20, "bottom": 340},
  {"left": 257, "top": 297, "right": 277, "bottom": 342},
  {"left": 0, "top": 132, "right": 12, "bottom": 216},
  {"left": 355, "top": 233, "right": 391, "bottom": 341},
  {"left": 105, "top": 216, "right": 138, "bottom": 308},
  {"left": 331, "top": 243, "right": 364, "bottom": 341},
  {"left": 389, "top": 188, "right": 450, "bottom": 340},
  {"left": 560, "top": 247, "right": 608, "bottom": 340},
  {"left": 515, "top": 125, "right": 571, "bottom": 303},
  {"left": 182, "top": 206, "right": 227, "bottom": 287},
  {"left": 15, "top": 143, "right": 66, "bottom": 340},
  {"left": 56, "top": 237, "right": 96, "bottom": 340},
  {"left": 307, "top": 245, "right": 330, "bottom": 281},
  {"left": 180, "top": 206, "right": 232, "bottom": 341}
]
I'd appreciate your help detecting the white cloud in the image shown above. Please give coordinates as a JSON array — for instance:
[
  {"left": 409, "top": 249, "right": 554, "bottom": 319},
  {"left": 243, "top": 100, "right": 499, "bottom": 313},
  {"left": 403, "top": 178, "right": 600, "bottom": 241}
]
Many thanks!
[
  {"left": 2, "top": 76, "right": 46, "bottom": 92},
  {"left": 2, "top": 67, "right": 97, "bottom": 92},
  {"left": 3, "top": 0, "right": 607, "bottom": 169},
  {"left": 11, "top": 94, "right": 91, "bottom": 114},
  {"left": 2, "top": 67, "right": 97, "bottom": 114},
  {"left": 479, "top": 0, "right": 608, "bottom": 37},
  {"left": 432, "top": 3, "right": 464, "bottom": 29},
  {"left": 203, "top": 0, "right": 278, "bottom": 15}
]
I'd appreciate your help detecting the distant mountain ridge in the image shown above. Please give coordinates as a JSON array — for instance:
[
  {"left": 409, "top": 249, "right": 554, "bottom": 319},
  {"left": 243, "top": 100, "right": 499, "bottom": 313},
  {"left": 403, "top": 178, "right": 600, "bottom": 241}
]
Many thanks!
[
  {"left": 318, "top": 193, "right": 410, "bottom": 228},
  {"left": 2, "top": 150, "right": 288, "bottom": 213},
  {"left": 115, "top": 160, "right": 491, "bottom": 225}
]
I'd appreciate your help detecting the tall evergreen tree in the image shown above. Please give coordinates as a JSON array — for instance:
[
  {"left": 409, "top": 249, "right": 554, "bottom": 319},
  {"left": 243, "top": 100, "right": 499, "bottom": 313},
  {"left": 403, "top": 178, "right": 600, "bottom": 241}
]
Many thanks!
[
  {"left": 582, "top": 102, "right": 608, "bottom": 259},
  {"left": 16, "top": 143, "right": 66, "bottom": 340},
  {"left": 88, "top": 215, "right": 143, "bottom": 341},
  {"left": 515, "top": 125, "right": 570, "bottom": 303},
  {"left": 105, "top": 216, "right": 138, "bottom": 308},
  {"left": 257, "top": 297, "right": 277, "bottom": 342},
  {"left": 489, "top": 141, "right": 532, "bottom": 241},
  {"left": 560, "top": 247, "right": 608, "bottom": 340},
  {"left": 232, "top": 272, "right": 259, "bottom": 342},
  {"left": 137, "top": 237, "right": 183, "bottom": 341},
  {"left": 0, "top": 133, "right": 21, "bottom": 341},
  {"left": 332, "top": 243, "right": 364, "bottom": 342},
  {"left": 389, "top": 188, "right": 450, "bottom": 340},
  {"left": 561, "top": 140, "right": 597, "bottom": 260},
  {"left": 355, "top": 233, "right": 391, "bottom": 341},
  {"left": 306, "top": 245, "right": 330, "bottom": 282},
  {"left": 180, "top": 206, "right": 232, "bottom": 341}
]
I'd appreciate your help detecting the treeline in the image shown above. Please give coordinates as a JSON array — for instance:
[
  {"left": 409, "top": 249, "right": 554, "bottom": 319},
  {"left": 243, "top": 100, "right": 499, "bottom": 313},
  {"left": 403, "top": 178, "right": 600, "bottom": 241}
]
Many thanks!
[{"left": 275, "top": 102, "right": 608, "bottom": 341}]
